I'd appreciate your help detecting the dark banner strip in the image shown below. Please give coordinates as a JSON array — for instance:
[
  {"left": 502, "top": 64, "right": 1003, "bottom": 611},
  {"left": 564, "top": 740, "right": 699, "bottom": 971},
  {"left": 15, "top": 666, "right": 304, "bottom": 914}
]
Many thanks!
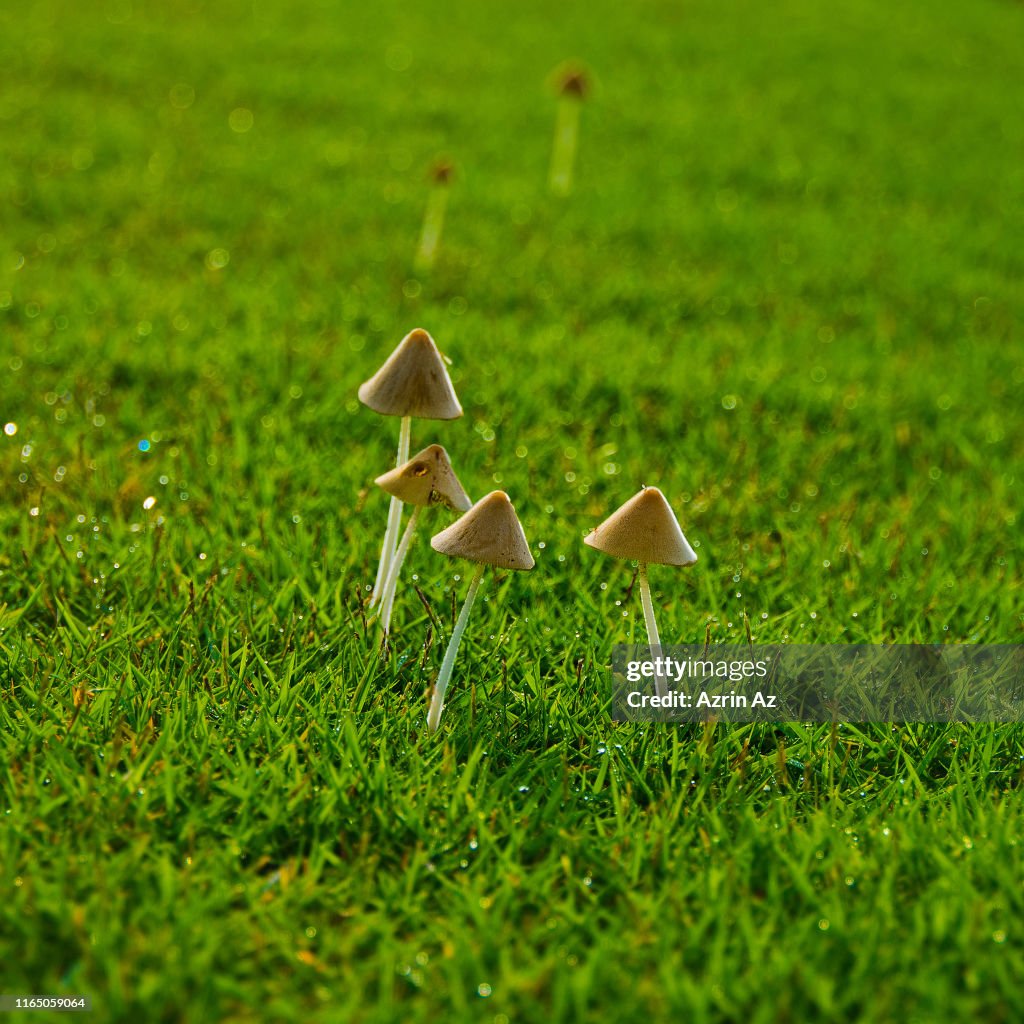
[{"left": 611, "top": 645, "right": 1024, "bottom": 723}]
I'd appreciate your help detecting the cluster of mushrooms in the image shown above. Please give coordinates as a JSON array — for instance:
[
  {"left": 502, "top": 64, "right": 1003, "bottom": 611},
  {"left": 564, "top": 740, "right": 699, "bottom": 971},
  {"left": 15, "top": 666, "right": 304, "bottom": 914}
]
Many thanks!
[{"left": 359, "top": 328, "right": 698, "bottom": 731}]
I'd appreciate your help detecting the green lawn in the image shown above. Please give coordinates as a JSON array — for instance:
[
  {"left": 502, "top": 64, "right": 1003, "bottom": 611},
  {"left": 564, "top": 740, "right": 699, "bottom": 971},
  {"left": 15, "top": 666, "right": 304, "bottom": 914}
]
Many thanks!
[{"left": 1, "top": 0, "right": 1023, "bottom": 1020}]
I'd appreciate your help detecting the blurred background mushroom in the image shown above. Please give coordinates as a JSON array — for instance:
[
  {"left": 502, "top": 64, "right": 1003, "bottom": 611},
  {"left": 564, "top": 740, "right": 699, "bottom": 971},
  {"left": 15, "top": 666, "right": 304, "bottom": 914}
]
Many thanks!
[
  {"left": 548, "top": 60, "right": 592, "bottom": 196},
  {"left": 414, "top": 158, "right": 455, "bottom": 273}
]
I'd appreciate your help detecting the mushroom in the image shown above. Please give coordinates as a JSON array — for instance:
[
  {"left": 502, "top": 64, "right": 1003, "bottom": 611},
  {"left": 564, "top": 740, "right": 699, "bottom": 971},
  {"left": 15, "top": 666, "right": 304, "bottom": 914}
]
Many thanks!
[
  {"left": 548, "top": 62, "right": 592, "bottom": 196},
  {"left": 374, "top": 443, "right": 472, "bottom": 636},
  {"left": 426, "top": 491, "right": 535, "bottom": 732},
  {"left": 583, "top": 486, "right": 697, "bottom": 699},
  {"left": 359, "top": 328, "right": 463, "bottom": 606},
  {"left": 414, "top": 158, "right": 455, "bottom": 273}
]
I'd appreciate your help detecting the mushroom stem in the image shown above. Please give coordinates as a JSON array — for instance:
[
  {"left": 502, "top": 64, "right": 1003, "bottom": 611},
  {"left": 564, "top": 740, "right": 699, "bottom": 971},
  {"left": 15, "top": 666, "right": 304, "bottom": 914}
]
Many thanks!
[
  {"left": 637, "top": 563, "right": 668, "bottom": 700},
  {"left": 371, "top": 415, "right": 411, "bottom": 606},
  {"left": 549, "top": 97, "right": 581, "bottom": 196},
  {"left": 427, "top": 562, "right": 485, "bottom": 732},
  {"left": 415, "top": 186, "right": 449, "bottom": 273},
  {"left": 379, "top": 506, "right": 421, "bottom": 636}
]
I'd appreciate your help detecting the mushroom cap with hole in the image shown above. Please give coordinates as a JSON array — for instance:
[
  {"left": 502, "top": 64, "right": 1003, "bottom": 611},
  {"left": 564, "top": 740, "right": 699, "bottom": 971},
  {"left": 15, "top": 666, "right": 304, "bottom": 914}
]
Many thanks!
[
  {"left": 374, "top": 444, "right": 471, "bottom": 512},
  {"left": 583, "top": 486, "right": 697, "bottom": 566},
  {"left": 431, "top": 491, "right": 535, "bottom": 571},
  {"left": 358, "top": 328, "right": 463, "bottom": 420}
]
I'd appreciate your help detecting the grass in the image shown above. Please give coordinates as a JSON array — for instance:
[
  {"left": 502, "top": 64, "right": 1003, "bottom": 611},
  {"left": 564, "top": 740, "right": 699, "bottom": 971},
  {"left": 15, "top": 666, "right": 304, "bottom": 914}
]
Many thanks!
[{"left": 1, "top": 0, "right": 1022, "bottom": 1020}]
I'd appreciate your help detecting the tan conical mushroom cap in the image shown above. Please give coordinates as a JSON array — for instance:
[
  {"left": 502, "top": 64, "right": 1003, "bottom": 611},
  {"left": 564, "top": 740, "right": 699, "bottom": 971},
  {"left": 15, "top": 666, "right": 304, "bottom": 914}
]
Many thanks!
[
  {"left": 584, "top": 486, "right": 697, "bottom": 566},
  {"left": 431, "top": 491, "right": 535, "bottom": 571},
  {"left": 374, "top": 444, "right": 471, "bottom": 512},
  {"left": 358, "top": 328, "right": 463, "bottom": 420}
]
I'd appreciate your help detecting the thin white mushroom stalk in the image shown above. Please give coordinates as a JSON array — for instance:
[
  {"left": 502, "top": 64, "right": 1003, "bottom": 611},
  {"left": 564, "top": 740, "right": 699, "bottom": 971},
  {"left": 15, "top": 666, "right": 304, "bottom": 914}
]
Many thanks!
[
  {"left": 427, "top": 563, "right": 484, "bottom": 732},
  {"left": 549, "top": 64, "right": 590, "bottom": 197},
  {"left": 549, "top": 97, "right": 581, "bottom": 196},
  {"left": 378, "top": 506, "right": 421, "bottom": 636},
  {"left": 637, "top": 563, "right": 667, "bottom": 700},
  {"left": 414, "top": 185, "right": 448, "bottom": 272},
  {"left": 370, "top": 414, "right": 411, "bottom": 606}
]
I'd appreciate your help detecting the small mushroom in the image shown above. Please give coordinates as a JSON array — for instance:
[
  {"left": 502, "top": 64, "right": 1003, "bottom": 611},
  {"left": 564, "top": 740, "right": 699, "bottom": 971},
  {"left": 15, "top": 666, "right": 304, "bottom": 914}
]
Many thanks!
[
  {"left": 414, "top": 158, "right": 455, "bottom": 273},
  {"left": 548, "top": 61, "right": 592, "bottom": 196},
  {"left": 359, "top": 328, "right": 463, "bottom": 606},
  {"left": 583, "top": 486, "right": 697, "bottom": 698},
  {"left": 374, "top": 444, "right": 472, "bottom": 636},
  {"left": 426, "top": 491, "right": 534, "bottom": 732}
]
